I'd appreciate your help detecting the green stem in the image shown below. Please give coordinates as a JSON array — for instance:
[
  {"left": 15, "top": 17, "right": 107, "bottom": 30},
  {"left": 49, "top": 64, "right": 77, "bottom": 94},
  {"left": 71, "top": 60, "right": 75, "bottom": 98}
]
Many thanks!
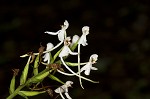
[
  {"left": 7, "top": 82, "right": 27, "bottom": 99},
  {"left": 7, "top": 68, "right": 49, "bottom": 99}
]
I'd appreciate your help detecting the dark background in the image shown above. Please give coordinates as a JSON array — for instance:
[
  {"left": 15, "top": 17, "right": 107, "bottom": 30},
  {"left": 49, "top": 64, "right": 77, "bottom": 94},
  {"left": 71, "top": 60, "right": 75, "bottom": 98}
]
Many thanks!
[{"left": 1, "top": 0, "right": 150, "bottom": 99}]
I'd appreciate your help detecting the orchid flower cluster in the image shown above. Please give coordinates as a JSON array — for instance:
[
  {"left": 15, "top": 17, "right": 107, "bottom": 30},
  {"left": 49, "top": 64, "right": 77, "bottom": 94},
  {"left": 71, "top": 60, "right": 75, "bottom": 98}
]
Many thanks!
[{"left": 7, "top": 20, "right": 99, "bottom": 99}]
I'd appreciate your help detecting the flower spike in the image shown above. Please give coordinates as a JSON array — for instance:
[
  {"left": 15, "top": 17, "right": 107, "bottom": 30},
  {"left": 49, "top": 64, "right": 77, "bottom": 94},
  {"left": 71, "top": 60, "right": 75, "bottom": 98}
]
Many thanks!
[
  {"left": 7, "top": 20, "right": 100, "bottom": 99},
  {"left": 78, "top": 26, "right": 89, "bottom": 46}
]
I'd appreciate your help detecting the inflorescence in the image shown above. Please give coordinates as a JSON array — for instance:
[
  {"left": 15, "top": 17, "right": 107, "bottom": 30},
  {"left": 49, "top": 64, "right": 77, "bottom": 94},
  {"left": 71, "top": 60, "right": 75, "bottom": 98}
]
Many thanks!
[{"left": 7, "top": 20, "right": 99, "bottom": 99}]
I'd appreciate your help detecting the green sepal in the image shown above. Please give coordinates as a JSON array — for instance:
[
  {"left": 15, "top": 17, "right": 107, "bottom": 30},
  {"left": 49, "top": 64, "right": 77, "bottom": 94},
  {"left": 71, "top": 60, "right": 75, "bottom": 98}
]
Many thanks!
[
  {"left": 9, "top": 76, "right": 15, "bottom": 94},
  {"left": 48, "top": 74, "right": 64, "bottom": 84},
  {"left": 19, "top": 91, "right": 46, "bottom": 97},
  {"left": 20, "top": 56, "right": 31, "bottom": 85},
  {"left": 33, "top": 54, "right": 40, "bottom": 76}
]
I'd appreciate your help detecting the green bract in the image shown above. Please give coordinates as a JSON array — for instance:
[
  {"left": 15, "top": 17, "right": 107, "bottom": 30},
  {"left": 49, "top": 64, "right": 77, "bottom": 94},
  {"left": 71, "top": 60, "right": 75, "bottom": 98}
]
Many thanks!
[
  {"left": 20, "top": 56, "right": 31, "bottom": 85},
  {"left": 9, "top": 76, "right": 15, "bottom": 94},
  {"left": 49, "top": 74, "right": 64, "bottom": 84},
  {"left": 33, "top": 54, "right": 40, "bottom": 76}
]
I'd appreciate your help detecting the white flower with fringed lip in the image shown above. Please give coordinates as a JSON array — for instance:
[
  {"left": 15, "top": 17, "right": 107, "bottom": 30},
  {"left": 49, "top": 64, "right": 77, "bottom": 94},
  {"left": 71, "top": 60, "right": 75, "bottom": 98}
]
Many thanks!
[
  {"left": 80, "top": 54, "right": 98, "bottom": 75},
  {"left": 59, "top": 37, "right": 78, "bottom": 57},
  {"left": 78, "top": 26, "right": 89, "bottom": 46},
  {"left": 45, "top": 20, "right": 69, "bottom": 42},
  {"left": 55, "top": 81, "right": 73, "bottom": 99},
  {"left": 43, "top": 43, "right": 54, "bottom": 64}
]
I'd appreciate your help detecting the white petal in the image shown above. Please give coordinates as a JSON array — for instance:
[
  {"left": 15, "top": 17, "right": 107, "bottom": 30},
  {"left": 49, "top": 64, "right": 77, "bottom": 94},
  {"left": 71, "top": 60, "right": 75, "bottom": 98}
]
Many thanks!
[
  {"left": 85, "top": 68, "right": 91, "bottom": 75},
  {"left": 82, "top": 26, "right": 89, "bottom": 35},
  {"left": 91, "top": 67, "right": 98, "bottom": 70},
  {"left": 59, "top": 46, "right": 70, "bottom": 57},
  {"left": 90, "top": 54, "right": 98, "bottom": 63},
  {"left": 54, "top": 87, "right": 62, "bottom": 93},
  {"left": 59, "top": 45, "right": 77, "bottom": 57},
  {"left": 58, "top": 30, "right": 65, "bottom": 41},
  {"left": 78, "top": 35, "right": 88, "bottom": 46},
  {"left": 72, "top": 35, "right": 79, "bottom": 44},
  {"left": 64, "top": 20, "right": 69, "bottom": 30},
  {"left": 46, "top": 43, "right": 54, "bottom": 50},
  {"left": 44, "top": 31, "right": 59, "bottom": 35},
  {"left": 55, "top": 81, "right": 72, "bottom": 94},
  {"left": 80, "top": 62, "right": 91, "bottom": 72},
  {"left": 55, "top": 85, "right": 66, "bottom": 93},
  {"left": 65, "top": 81, "right": 73, "bottom": 87},
  {"left": 43, "top": 53, "right": 50, "bottom": 64}
]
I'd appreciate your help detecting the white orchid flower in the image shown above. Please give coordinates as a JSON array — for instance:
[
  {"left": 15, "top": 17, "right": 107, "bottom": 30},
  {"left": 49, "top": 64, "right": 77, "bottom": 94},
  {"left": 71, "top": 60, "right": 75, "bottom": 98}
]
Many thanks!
[
  {"left": 59, "top": 37, "right": 78, "bottom": 57},
  {"left": 80, "top": 54, "right": 98, "bottom": 75},
  {"left": 45, "top": 20, "right": 69, "bottom": 42},
  {"left": 78, "top": 26, "right": 89, "bottom": 46},
  {"left": 41, "top": 20, "right": 69, "bottom": 54},
  {"left": 55, "top": 81, "right": 73, "bottom": 99},
  {"left": 43, "top": 43, "right": 54, "bottom": 64}
]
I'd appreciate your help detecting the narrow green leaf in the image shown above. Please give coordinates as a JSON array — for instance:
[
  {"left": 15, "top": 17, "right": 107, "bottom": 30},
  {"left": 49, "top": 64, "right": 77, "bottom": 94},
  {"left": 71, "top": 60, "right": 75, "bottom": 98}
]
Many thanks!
[
  {"left": 33, "top": 55, "right": 40, "bottom": 76},
  {"left": 31, "top": 70, "right": 52, "bottom": 83},
  {"left": 19, "top": 91, "right": 46, "bottom": 96},
  {"left": 20, "top": 56, "right": 31, "bottom": 85},
  {"left": 18, "top": 92, "right": 28, "bottom": 99},
  {"left": 49, "top": 74, "right": 64, "bottom": 84},
  {"left": 9, "top": 76, "right": 15, "bottom": 94}
]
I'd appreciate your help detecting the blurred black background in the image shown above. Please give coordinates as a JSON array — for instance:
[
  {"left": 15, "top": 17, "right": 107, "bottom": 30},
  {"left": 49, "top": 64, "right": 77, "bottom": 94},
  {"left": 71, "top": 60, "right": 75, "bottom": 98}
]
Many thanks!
[{"left": 1, "top": 0, "right": 150, "bottom": 99}]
